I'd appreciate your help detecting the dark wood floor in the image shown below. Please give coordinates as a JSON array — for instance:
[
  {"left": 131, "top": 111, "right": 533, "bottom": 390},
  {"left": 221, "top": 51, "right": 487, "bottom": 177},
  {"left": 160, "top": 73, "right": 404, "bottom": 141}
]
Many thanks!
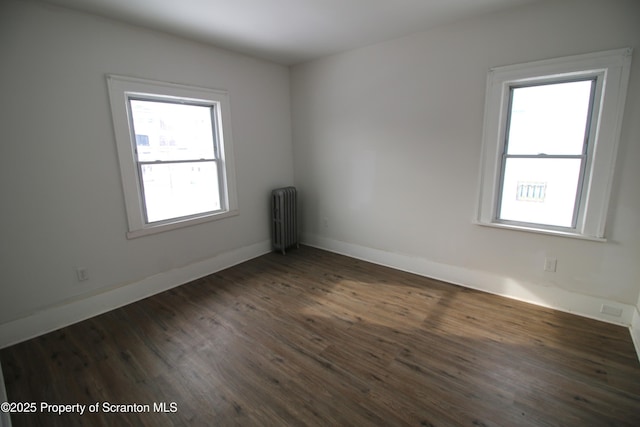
[{"left": 2, "top": 246, "right": 639, "bottom": 426}]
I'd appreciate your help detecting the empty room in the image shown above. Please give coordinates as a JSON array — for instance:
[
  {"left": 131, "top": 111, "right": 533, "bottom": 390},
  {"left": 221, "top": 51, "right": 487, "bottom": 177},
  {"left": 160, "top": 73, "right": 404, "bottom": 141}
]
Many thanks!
[{"left": 1, "top": 0, "right": 639, "bottom": 425}]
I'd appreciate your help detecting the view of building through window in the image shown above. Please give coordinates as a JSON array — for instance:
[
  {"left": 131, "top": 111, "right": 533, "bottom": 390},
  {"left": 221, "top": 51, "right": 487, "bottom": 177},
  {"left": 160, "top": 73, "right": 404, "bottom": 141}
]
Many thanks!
[
  {"left": 129, "top": 100, "right": 221, "bottom": 223},
  {"left": 498, "top": 80, "right": 593, "bottom": 228}
]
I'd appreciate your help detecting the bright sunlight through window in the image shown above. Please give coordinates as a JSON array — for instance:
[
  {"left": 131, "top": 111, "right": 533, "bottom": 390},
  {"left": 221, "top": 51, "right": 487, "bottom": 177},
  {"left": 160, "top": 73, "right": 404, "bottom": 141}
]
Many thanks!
[
  {"left": 498, "top": 80, "right": 593, "bottom": 228},
  {"left": 476, "top": 48, "right": 632, "bottom": 240},
  {"left": 130, "top": 100, "right": 222, "bottom": 223},
  {"left": 107, "top": 75, "right": 238, "bottom": 238}
]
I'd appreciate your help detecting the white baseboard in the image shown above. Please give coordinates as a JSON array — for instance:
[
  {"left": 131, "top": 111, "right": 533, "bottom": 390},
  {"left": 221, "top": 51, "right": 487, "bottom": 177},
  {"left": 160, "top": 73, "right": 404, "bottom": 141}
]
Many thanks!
[
  {"left": 0, "top": 363, "right": 11, "bottom": 427},
  {"left": 302, "top": 233, "right": 635, "bottom": 328},
  {"left": 1, "top": 233, "right": 635, "bottom": 360},
  {"left": 631, "top": 307, "right": 640, "bottom": 363},
  {"left": 0, "top": 240, "right": 272, "bottom": 350}
]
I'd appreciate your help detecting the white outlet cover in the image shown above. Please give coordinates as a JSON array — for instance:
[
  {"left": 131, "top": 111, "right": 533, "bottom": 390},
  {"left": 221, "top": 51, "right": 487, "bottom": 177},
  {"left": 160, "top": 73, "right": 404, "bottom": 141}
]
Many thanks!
[
  {"left": 544, "top": 258, "right": 557, "bottom": 272},
  {"left": 76, "top": 268, "right": 89, "bottom": 282}
]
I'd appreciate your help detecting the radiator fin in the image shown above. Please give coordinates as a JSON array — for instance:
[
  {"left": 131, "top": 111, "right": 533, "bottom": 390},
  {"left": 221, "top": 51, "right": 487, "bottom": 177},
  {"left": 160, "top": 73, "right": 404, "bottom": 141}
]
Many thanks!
[{"left": 272, "top": 186, "right": 298, "bottom": 254}]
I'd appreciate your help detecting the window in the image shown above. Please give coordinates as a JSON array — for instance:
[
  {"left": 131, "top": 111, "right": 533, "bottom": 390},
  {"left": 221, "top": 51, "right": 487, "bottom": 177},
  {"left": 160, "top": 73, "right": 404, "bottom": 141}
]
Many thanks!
[
  {"left": 107, "top": 75, "right": 238, "bottom": 238},
  {"left": 476, "top": 48, "right": 632, "bottom": 240}
]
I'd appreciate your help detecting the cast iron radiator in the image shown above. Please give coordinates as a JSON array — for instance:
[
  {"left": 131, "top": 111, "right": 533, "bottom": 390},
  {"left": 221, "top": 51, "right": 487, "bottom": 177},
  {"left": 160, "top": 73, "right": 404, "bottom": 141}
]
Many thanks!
[{"left": 271, "top": 186, "right": 298, "bottom": 254}]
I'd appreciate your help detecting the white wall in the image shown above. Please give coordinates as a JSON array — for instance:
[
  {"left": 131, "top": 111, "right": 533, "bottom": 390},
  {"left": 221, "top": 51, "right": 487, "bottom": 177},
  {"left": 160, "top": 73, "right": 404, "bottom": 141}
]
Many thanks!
[
  {"left": 0, "top": 0, "right": 293, "bottom": 346},
  {"left": 1, "top": 0, "right": 638, "bottom": 350},
  {"left": 291, "top": 0, "right": 640, "bottom": 323},
  {"left": 633, "top": 293, "right": 640, "bottom": 359}
]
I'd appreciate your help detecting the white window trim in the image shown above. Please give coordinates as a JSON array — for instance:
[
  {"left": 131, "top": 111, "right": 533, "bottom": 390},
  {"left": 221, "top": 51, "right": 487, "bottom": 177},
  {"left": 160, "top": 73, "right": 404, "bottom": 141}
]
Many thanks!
[
  {"left": 107, "top": 75, "right": 239, "bottom": 238},
  {"left": 475, "top": 48, "right": 633, "bottom": 241}
]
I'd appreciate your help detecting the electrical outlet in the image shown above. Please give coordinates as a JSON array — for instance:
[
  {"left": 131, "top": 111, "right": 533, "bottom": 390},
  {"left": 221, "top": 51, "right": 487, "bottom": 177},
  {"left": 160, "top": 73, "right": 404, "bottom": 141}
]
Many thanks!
[
  {"left": 544, "top": 257, "right": 557, "bottom": 272},
  {"left": 76, "top": 267, "right": 89, "bottom": 282}
]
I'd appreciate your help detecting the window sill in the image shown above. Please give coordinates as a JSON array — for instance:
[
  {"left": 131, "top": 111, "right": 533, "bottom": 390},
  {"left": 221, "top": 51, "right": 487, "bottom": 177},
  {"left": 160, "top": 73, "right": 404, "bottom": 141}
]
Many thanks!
[
  {"left": 473, "top": 220, "right": 606, "bottom": 242},
  {"left": 126, "top": 209, "right": 239, "bottom": 239}
]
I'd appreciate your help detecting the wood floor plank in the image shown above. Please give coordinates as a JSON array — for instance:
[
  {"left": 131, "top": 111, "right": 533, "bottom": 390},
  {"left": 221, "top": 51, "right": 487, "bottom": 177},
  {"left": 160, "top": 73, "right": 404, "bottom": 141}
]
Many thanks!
[{"left": 1, "top": 246, "right": 639, "bottom": 426}]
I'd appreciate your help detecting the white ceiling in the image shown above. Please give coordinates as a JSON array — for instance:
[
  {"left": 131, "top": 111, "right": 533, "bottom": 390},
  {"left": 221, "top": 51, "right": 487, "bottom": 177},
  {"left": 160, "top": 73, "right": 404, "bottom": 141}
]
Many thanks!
[{"left": 40, "top": 0, "right": 540, "bottom": 65}]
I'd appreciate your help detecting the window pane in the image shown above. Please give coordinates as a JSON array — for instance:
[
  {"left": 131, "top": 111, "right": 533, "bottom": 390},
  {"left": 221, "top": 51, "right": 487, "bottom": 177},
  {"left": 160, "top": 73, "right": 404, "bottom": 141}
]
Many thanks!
[
  {"left": 141, "top": 162, "right": 220, "bottom": 223},
  {"left": 499, "top": 158, "right": 581, "bottom": 227},
  {"left": 506, "top": 80, "right": 593, "bottom": 155},
  {"left": 130, "top": 100, "right": 215, "bottom": 162}
]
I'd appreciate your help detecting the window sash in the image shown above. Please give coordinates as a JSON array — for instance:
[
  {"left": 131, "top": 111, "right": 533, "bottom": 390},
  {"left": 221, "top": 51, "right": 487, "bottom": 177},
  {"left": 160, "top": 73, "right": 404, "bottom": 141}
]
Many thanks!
[
  {"left": 494, "top": 78, "right": 597, "bottom": 230},
  {"left": 136, "top": 158, "right": 224, "bottom": 224},
  {"left": 107, "top": 74, "right": 239, "bottom": 239},
  {"left": 126, "top": 95, "right": 226, "bottom": 225},
  {"left": 496, "top": 156, "right": 585, "bottom": 229},
  {"left": 474, "top": 48, "right": 632, "bottom": 240},
  {"left": 127, "top": 97, "right": 221, "bottom": 162}
]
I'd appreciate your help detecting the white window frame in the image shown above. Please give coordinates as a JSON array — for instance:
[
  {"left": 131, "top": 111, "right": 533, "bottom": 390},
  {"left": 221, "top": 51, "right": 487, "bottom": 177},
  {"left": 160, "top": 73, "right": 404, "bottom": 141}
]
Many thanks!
[
  {"left": 107, "top": 75, "right": 238, "bottom": 238},
  {"left": 475, "top": 48, "right": 632, "bottom": 241}
]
